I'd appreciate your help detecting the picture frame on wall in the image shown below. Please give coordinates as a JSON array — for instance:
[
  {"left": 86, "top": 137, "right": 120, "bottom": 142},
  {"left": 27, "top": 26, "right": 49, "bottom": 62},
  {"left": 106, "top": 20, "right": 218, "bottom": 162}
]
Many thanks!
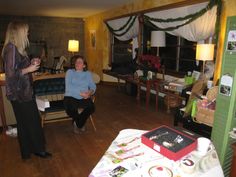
[
  {"left": 227, "top": 30, "right": 236, "bottom": 51},
  {"left": 220, "top": 74, "right": 233, "bottom": 97},
  {"left": 90, "top": 30, "right": 96, "bottom": 49}
]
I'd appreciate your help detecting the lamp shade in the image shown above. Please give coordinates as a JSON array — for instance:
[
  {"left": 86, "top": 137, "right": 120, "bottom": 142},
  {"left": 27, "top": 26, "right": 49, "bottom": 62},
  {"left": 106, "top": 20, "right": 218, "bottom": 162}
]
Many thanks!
[
  {"left": 196, "top": 44, "right": 214, "bottom": 61},
  {"left": 151, "top": 31, "right": 166, "bottom": 47},
  {"left": 68, "top": 40, "right": 79, "bottom": 52}
]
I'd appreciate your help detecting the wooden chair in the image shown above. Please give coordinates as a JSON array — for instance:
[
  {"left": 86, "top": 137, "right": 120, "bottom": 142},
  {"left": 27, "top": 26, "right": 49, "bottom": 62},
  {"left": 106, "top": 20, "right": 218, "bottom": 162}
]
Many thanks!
[
  {"left": 164, "top": 92, "right": 183, "bottom": 113},
  {"left": 34, "top": 77, "right": 68, "bottom": 127},
  {"left": 34, "top": 72, "right": 100, "bottom": 132},
  {"left": 183, "top": 79, "right": 207, "bottom": 117},
  {"left": 153, "top": 65, "right": 166, "bottom": 111},
  {"left": 41, "top": 56, "right": 67, "bottom": 74},
  {"left": 173, "top": 78, "right": 207, "bottom": 126}
]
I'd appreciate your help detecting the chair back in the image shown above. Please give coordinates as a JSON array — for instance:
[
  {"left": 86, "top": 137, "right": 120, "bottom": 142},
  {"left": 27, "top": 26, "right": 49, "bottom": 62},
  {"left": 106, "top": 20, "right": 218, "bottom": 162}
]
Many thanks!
[
  {"left": 34, "top": 78, "right": 65, "bottom": 96},
  {"left": 91, "top": 72, "right": 100, "bottom": 84},
  {"left": 184, "top": 79, "right": 206, "bottom": 117},
  {"left": 55, "top": 56, "right": 67, "bottom": 70},
  {"left": 189, "top": 79, "right": 206, "bottom": 100},
  {"left": 52, "top": 57, "right": 60, "bottom": 70}
]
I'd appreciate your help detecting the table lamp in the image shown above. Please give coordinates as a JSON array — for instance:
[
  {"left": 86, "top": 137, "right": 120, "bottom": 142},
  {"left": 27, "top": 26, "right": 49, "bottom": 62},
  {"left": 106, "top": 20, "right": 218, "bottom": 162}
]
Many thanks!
[
  {"left": 68, "top": 40, "right": 79, "bottom": 67},
  {"left": 68, "top": 40, "right": 79, "bottom": 54},
  {"left": 196, "top": 44, "right": 214, "bottom": 73},
  {"left": 151, "top": 31, "right": 166, "bottom": 56}
]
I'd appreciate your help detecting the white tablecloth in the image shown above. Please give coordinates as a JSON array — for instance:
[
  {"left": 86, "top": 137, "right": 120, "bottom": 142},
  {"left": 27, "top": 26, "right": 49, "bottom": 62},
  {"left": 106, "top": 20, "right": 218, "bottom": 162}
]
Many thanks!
[{"left": 89, "top": 129, "right": 224, "bottom": 177}]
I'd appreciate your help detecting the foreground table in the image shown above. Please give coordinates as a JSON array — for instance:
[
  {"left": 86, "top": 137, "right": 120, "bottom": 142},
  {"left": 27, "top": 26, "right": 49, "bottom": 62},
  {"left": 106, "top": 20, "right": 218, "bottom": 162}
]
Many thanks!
[{"left": 89, "top": 129, "right": 224, "bottom": 177}]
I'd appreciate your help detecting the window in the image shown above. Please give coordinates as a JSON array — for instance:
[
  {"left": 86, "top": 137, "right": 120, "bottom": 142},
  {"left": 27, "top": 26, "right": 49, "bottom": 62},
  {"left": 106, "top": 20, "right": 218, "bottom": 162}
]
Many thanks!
[
  {"left": 159, "top": 34, "right": 178, "bottom": 71},
  {"left": 143, "top": 25, "right": 202, "bottom": 74},
  {"left": 110, "top": 37, "right": 137, "bottom": 75},
  {"left": 110, "top": 26, "right": 202, "bottom": 75},
  {"left": 179, "top": 40, "right": 198, "bottom": 72},
  {"left": 160, "top": 34, "right": 201, "bottom": 73},
  {"left": 112, "top": 37, "right": 133, "bottom": 64}
]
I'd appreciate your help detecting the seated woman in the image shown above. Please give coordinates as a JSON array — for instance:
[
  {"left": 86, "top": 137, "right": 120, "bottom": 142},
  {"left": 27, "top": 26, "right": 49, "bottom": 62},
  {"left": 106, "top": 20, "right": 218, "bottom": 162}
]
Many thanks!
[{"left": 64, "top": 55, "right": 96, "bottom": 133}]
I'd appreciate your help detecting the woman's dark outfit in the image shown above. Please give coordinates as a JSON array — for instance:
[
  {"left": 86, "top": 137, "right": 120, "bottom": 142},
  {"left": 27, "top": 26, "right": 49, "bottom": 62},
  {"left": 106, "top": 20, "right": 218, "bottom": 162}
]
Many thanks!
[{"left": 3, "top": 43, "right": 46, "bottom": 159}]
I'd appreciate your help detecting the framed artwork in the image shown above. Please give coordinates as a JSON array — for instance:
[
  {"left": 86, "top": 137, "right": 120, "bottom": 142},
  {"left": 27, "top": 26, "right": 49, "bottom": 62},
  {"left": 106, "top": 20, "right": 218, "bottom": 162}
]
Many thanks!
[
  {"left": 90, "top": 30, "right": 96, "bottom": 49},
  {"left": 227, "top": 30, "right": 236, "bottom": 51},
  {"left": 220, "top": 74, "right": 233, "bottom": 96}
]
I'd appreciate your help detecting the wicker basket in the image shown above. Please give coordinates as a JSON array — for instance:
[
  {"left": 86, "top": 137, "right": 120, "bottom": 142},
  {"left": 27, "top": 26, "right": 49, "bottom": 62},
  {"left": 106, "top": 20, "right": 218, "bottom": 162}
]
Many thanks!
[
  {"left": 195, "top": 101, "right": 215, "bottom": 126},
  {"left": 206, "top": 86, "right": 218, "bottom": 101},
  {"left": 195, "top": 86, "right": 218, "bottom": 126}
]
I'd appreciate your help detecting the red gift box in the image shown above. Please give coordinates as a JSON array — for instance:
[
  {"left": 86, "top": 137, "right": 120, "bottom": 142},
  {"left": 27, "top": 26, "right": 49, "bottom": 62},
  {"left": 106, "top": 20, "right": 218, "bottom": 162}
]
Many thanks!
[{"left": 141, "top": 125, "right": 197, "bottom": 161}]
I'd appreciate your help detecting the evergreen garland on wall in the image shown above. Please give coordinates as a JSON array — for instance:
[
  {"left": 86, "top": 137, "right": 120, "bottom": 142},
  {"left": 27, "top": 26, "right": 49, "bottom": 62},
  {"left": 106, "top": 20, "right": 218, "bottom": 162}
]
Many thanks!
[
  {"left": 105, "top": 0, "right": 221, "bottom": 36},
  {"left": 105, "top": 16, "right": 137, "bottom": 37},
  {"left": 143, "top": 0, "right": 221, "bottom": 31}
]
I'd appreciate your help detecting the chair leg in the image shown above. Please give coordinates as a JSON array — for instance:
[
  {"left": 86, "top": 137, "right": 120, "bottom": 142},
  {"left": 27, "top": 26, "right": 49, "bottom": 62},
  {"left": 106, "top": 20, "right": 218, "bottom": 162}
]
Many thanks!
[
  {"left": 90, "top": 115, "right": 96, "bottom": 131},
  {"left": 41, "top": 113, "right": 45, "bottom": 128},
  {"left": 166, "top": 96, "right": 171, "bottom": 113},
  {"left": 155, "top": 90, "right": 159, "bottom": 111}
]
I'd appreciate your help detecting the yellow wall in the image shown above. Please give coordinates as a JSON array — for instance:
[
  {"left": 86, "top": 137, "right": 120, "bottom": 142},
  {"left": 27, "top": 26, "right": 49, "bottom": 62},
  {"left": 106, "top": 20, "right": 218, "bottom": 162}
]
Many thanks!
[
  {"left": 214, "top": 0, "right": 236, "bottom": 82},
  {"left": 85, "top": 0, "right": 236, "bottom": 81}
]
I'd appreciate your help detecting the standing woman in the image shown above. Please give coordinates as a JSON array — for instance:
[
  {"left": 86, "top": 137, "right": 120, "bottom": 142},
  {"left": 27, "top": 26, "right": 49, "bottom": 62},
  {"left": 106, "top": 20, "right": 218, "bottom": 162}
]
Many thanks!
[
  {"left": 64, "top": 55, "right": 96, "bottom": 133},
  {"left": 2, "top": 21, "right": 51, "bottom": 159}
]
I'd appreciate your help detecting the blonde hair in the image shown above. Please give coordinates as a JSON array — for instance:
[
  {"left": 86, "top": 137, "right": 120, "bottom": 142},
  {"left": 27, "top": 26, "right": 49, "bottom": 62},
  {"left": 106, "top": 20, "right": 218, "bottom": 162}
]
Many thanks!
[{"left": 2, "top": 21, "right": 29, "bottom": 57}]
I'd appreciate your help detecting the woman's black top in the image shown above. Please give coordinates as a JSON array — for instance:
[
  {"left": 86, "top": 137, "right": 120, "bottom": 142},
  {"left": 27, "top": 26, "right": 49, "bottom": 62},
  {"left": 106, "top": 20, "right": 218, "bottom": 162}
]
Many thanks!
[{"left": 3, "top": 43, "right": 33, "bottom": 102}]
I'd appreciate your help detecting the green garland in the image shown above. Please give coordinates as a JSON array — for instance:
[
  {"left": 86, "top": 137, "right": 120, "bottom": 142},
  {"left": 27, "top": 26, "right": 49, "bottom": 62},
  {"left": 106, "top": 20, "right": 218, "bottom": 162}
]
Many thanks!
[
  {"left": 105, "top": 16, "right": 137, "bottom": 37},
  {"left": 144, "top": 0, "right": 218, "bottom": 23},
  {"left": 143, "top": 0, "right": 220, "bottom": 31},
  {"left": 105, "top": 0, "right": 221, "bottom": 36},
  {"left": 143, "top": 17, "right": 198, "bottom": 31},
  {"left": 105, "top": 16, "right": 134, "bottom": 32},
  {"left": 214, "top": 0, "right": 222, "bottom": 43}
]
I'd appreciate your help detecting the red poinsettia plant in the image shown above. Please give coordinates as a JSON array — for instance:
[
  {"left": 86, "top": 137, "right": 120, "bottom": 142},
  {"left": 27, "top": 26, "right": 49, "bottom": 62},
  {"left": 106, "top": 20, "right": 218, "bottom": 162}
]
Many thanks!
[{"left": 140, "top": 55, "right": 161, "bottom": 71}]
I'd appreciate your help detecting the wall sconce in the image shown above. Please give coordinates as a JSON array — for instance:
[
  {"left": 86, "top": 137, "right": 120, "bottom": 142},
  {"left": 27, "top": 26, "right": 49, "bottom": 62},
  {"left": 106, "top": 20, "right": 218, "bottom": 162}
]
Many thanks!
[
  {"left": 151, "top": 31, "right": 166, "bottom": 56},
  {"left": 196, "top": 44, "right": 214, "bottom": 73}
]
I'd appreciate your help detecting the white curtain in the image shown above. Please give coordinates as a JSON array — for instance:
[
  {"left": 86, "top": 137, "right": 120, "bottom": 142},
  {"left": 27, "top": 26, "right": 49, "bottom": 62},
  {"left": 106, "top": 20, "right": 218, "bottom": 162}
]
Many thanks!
[
  {"left": 132, "top": 37, "right": 139, "bottom": 58},
  {"left": 106, "top": 2, "right": 216, "bottom": 42},
  {"left": 107, "top": 16, "right": 139, "bottom": 41},
  {"left": 144, "top": 2, "right": 217, "bottom": 42}
]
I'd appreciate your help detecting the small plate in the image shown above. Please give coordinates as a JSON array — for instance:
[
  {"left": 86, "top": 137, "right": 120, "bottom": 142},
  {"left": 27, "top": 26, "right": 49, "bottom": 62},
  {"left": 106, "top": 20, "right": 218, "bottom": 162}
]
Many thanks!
[{"left": 148, "top": 165, "right": 173, "bottom": 177}]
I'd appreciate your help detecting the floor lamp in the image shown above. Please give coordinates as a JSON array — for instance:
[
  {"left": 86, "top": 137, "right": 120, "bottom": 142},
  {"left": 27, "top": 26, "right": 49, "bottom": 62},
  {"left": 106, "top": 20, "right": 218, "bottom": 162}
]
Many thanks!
[
  {"left": 68, "top": 40, "right": 79, "bottom": 67},
  {"left": 196, "top": 44, "right": 214, "bottom": 74},
  {"left": 150, "top": 31, "right": 166, "bottom": 56}
]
